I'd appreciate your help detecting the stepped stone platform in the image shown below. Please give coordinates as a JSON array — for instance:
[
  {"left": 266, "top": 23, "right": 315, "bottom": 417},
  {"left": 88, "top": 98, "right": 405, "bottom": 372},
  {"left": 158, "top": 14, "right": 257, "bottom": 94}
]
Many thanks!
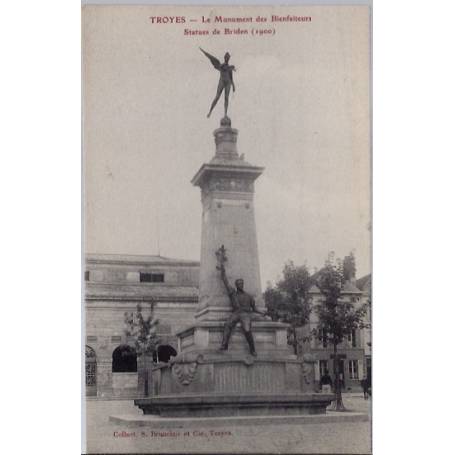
[
  {"left": 135, "top": 393, "right": 335, "bottom": 418},
  {"left": 109, "top": 410, "right": 369, "bottom": 428}
]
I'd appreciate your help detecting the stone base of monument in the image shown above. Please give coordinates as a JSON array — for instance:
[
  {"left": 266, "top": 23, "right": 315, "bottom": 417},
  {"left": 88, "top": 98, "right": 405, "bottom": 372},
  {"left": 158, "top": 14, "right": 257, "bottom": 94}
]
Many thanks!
[
  {"left": 110, "top": 411, "right": 369, "bottom": 428},
  {"left": 134, "top": 393, "right": 335, "bottom": 417},
  {"left": 133, "top": 321, "right": 334, "bottom": 418}
]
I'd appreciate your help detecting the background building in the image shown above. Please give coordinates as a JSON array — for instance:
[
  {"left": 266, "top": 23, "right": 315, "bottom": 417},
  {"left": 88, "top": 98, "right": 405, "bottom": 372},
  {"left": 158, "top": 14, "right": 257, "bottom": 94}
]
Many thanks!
[
  {"left": 357, "top": 274, "right": 372, "bottom": 381},
  {"left": 84, "top": 253, "right": 199, "bottom": 398},
  {"left": 309, "top": 274, "right": 371, "bottom": 392}
]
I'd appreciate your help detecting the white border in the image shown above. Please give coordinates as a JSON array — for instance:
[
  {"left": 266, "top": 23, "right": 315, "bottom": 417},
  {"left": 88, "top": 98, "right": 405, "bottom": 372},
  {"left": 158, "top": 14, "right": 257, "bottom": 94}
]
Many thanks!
[{"left": 3, "top": 0, "right": 455, "bottom": 454}]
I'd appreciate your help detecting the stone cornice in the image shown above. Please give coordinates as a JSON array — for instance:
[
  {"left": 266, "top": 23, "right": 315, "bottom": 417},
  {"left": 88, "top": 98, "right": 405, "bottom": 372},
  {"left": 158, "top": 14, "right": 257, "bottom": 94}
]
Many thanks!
[
  {"left": 85, "top": 295, "right": 198, "bottom": 303},
  {"left": 191, "top": 162, "right": 264, "bottom": 188},
  {"left": 85, "top": 257, "right": 200, "bottom": 267}
]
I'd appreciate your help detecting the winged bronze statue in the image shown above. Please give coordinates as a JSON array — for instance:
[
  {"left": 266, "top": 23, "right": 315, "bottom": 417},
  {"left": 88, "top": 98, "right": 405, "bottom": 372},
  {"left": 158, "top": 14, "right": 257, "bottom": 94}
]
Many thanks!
[{"left": 200, "top": 48, "right": 236, "bottom": 119}]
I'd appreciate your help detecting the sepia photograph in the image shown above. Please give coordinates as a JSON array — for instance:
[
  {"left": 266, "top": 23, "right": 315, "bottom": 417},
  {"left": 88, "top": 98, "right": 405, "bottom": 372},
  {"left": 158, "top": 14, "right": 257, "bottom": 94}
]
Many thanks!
[{"left": 83, "top": 3, "right": 372, "bottom": 453}]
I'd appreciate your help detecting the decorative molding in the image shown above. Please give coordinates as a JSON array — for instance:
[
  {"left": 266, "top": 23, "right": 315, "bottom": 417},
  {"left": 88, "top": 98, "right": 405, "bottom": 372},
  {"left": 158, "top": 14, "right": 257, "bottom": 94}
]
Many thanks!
[
  {"left": 85, "top": 345, "right": 96, "bottom": 358},
  {"left": 85, "top": 256, "right": 200, "bottom": 267},
  {"left": 85, "top": 295, "right": 198, "bottom": 303},
  {"left": 170, "top": 353, "right": 204, "bottom": 386},
  {"left": 191, "top": 163, "right": 264, "bottom": 189},
  {"left": 207, "top": 177, "right": 254, "bottom": 193},
  {"left": 243, "top": 355, "right": 255, "bottom": 366}
]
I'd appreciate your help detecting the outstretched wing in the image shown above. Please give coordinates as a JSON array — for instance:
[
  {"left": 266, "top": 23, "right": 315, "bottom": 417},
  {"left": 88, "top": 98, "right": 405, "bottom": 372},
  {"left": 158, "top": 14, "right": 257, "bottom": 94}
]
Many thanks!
[{"left": 199, "top": 47, "right": 221, "bottom": 70}]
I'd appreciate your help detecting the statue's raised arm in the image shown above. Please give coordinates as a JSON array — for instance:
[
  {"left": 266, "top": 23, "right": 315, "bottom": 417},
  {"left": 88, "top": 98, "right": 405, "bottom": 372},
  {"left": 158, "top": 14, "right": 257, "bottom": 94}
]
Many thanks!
[{"left": 215, "top": 245, "right": 233, "bottom": 294}]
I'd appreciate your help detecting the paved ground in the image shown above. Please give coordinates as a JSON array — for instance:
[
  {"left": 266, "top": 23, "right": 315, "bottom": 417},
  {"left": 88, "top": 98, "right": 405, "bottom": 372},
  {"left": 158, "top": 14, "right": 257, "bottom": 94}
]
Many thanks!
[{"left": 83, "top": 394, "right": 371, "bottom": 454}]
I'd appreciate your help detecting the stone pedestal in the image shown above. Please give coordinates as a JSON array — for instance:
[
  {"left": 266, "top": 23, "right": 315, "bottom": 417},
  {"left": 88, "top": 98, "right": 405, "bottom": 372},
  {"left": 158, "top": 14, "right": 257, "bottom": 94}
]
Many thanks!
[
  {"left": 137, "top": 354, "right": 155, "bottom": 397},
  {"left": 191, "top": 122, "right": 265, "bottom": 320},
  {"left": 134, "top": 118, "right": 334, "bottom": 417}
]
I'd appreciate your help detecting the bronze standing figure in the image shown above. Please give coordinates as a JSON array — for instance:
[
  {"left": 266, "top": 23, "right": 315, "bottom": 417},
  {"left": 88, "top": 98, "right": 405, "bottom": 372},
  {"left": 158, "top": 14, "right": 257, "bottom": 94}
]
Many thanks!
[
  {"left": 215, "top": 245, "right": 266, "bottom": 356},
  {"left": 200, "top": 48, "right": 236, "bottom": 118}
]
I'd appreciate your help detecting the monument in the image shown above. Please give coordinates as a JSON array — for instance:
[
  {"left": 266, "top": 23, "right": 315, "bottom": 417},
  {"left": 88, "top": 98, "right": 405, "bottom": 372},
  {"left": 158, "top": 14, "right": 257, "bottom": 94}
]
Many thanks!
[{"left": 134, "top": 51, "right": 334, "bottom": 417}]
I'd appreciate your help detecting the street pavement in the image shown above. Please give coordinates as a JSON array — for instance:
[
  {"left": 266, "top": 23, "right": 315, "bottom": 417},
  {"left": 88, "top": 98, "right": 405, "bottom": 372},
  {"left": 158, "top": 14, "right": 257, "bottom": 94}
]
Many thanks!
[{"left": 83, "top": 394, "right": 371, "bottom": 454}]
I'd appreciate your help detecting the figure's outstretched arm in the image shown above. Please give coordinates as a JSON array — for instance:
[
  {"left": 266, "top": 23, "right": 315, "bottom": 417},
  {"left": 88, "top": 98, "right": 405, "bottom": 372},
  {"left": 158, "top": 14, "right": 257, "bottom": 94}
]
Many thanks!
[
  {"left": 215, "top": 245, "right": 233, "bottom": 294},
  {"left": 219, "top": 263, "right": 233, "bottom": 294},
  {"left": 251, "top": 298, "right": 266, "bottom": 316},
  {"left": 199, "top": 47, "right": 221, "bottom": 70}
]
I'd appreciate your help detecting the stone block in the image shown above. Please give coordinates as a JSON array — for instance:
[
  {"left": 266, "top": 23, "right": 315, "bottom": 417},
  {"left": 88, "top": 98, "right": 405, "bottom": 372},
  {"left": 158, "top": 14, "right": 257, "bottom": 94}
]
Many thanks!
[
  {"left": 135, "top": 393, "right": 335, "bottom": 417},
  {"left": 112, "top": 372, "right": 139, "bottom": 398}
]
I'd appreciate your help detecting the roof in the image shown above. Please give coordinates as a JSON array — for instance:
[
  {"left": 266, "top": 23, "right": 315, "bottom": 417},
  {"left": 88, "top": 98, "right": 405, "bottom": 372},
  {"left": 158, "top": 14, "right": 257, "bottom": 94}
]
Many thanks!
[
  {"left": 356, "top": 274, "right": 372, "bottom": 294},
  {"left": 341, "top": 281, "right": 363, "bottom": 294},
  {"left": 308, "top": 281, "right": 363, "bottom": 295},
  {"left": 85, "top": 253, "right": 200, "bottom": 267},
  {"left": 308, "top": 285, "right": 320, "bottom": 294}
]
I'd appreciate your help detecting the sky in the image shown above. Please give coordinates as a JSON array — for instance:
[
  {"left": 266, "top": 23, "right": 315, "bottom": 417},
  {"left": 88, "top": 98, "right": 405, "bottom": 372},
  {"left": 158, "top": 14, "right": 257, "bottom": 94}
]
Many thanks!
[{"left": 83, "top": 4, "right": 371, "bottom": 287}]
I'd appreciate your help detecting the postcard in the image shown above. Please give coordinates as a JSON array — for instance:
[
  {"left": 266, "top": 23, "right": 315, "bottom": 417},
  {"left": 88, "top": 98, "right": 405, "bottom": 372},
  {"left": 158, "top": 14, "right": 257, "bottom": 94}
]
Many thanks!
[{"left": 83, "top": 3, "right": 372, "bottom": 454}]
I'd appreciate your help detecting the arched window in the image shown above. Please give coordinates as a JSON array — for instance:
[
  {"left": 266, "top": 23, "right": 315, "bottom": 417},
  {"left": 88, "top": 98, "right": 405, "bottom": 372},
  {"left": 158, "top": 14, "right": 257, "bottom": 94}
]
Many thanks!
[
  {"left": 155, "top": 345, "right": 177, "bottom": 363},
  {"left": 85, "top": 345, "right": 97, "bottom": 395},
  {"left": 112, "top": 345, "right": 137, "bottom": 372}
]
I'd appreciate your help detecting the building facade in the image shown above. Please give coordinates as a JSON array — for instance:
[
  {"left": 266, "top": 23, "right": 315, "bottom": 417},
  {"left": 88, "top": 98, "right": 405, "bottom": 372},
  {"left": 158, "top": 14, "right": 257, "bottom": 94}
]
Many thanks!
[
  {"left": 309, "top": 275, "right": 371, "bottom": 392},
  {"left": 84, "top": 253, "right": 199, "bottom": 398}
]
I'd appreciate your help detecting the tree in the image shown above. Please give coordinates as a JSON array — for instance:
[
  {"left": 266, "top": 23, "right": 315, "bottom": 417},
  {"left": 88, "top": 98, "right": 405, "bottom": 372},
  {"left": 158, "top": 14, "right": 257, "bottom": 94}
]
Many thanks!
[
  {"left": 263, "top": 261, "right": 313, "bottom": 356},
  {"left": 313, "top": 253, "right": 368, "bottom": 411},
  {"left": 124, "top": 302, "right": 160, "bottom": 356},
  {"left": 124, "top": 302, "right": 161, "bottom": 397}
]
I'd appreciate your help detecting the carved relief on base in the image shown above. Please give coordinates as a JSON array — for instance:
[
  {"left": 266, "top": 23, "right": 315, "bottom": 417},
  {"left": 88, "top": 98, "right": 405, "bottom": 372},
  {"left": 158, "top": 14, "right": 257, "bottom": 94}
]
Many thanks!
[{"left": 170, "top": 352, "right": 204, "bottom": 386}]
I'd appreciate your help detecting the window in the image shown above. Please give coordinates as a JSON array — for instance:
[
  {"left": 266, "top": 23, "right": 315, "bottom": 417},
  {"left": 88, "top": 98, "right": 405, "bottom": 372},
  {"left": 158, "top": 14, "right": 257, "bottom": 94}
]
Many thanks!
[
  {"left": 85, "top": 346, "right": 97, "bottom": 395},
  {"left": 319, "top": 360, "right": 329, "bottom": 378},
  {"left": 154, "top": 345, "right": 177, "bottom": 363},
  {"left": 112, "top": 345, "right": 137, "bottom": 372},
  {"left": 140, "top": 273, "right": 152, "bottom": 282},
  {"left": 348, "top": 360, "right": 359, "bottom": 379},
  {"left": 351, "top": 329, "right": 357, "bottom": 347},
  {"left": 151, "top": 273, "right": 164, "bottom": 282},
  {"left": 84, "top": 271, "right": 90, "bottom": 281},
  {"left": 140, "top": 272, "right": 165, "bottom": 283},
  {"left": 347, "top": 329, "right": 357, "bottom": 347},
  {"left": 366, "top": 357, "right": 372, "bottom": 380}
]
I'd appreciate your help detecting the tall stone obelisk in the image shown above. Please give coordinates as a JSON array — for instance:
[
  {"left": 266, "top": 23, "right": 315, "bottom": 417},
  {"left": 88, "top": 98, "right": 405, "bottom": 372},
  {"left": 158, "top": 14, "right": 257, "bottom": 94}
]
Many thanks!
[{"left": 191, "top": 118, "right": 265, "bottom": 321}]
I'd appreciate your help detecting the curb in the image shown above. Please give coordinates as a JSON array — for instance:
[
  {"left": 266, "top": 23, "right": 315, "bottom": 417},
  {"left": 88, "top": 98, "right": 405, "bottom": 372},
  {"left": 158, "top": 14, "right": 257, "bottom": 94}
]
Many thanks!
[{"left": 109, "top": 412, "right": 369, "bottom": 428}]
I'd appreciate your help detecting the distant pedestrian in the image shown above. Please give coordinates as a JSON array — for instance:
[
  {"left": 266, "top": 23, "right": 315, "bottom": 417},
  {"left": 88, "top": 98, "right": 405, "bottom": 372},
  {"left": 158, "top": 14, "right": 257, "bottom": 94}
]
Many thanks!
[
  {"left": 320, "top": 370, "right": 332, "bottom": 393},
  {"left": 361, "top": 375, "right": 370, "bottom": 399}
]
